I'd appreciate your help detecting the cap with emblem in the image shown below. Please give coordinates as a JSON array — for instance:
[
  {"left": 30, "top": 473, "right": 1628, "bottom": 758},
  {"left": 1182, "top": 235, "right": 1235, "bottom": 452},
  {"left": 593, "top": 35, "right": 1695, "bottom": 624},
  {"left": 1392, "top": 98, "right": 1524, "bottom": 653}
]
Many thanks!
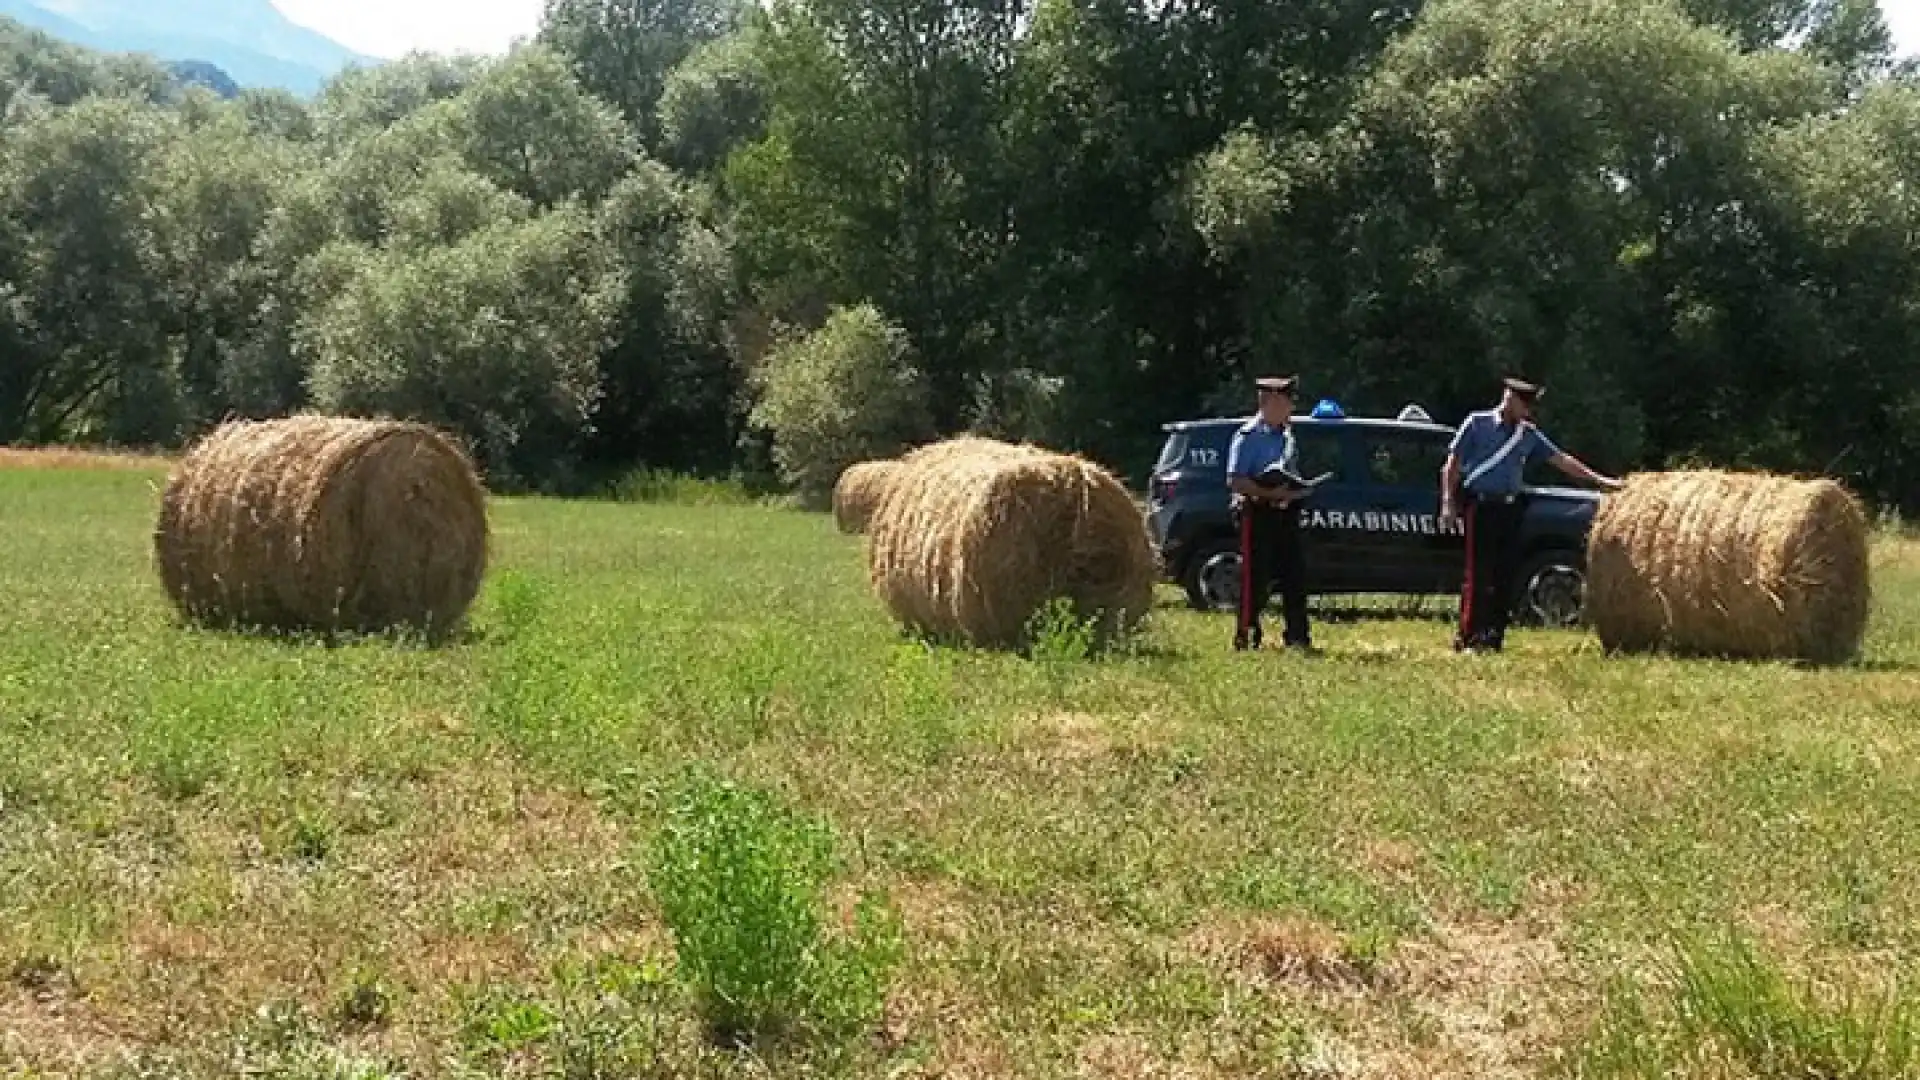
[
  {"left": 1255, "top": 375, "right": 1299, "bottom": 395},
  {"left": 1502, "top": 376, "right": 1543, "bottom": 401}
]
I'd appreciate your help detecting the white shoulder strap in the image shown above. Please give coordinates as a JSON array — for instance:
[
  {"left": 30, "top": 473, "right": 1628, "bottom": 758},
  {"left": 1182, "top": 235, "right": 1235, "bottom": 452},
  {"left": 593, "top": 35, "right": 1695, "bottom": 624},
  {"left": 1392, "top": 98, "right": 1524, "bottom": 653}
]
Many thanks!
[{"left": 1464, "top": 422, "right": 1530, "bottom": 490}]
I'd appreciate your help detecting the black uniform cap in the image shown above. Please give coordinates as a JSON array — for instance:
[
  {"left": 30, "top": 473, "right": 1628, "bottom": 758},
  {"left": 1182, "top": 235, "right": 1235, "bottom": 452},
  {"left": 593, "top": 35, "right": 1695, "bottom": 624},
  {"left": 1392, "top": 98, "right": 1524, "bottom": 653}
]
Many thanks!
[
  {"left": 1502, "top": 376, "right": 1544, "bottom": 401},
  {"left": 1255, "top": 375, "right": 1299, "bottom": 396}
]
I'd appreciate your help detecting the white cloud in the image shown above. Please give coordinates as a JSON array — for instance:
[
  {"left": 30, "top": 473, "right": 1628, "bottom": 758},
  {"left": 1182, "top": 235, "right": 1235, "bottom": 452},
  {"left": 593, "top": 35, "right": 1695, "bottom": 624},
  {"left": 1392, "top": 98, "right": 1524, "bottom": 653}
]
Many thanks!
[
  {"left": 1886, "top": 0, "right": 1920, "bottom": 58},
  {"left": 272, "top": 0, "right": 545, "bottom": 61}
]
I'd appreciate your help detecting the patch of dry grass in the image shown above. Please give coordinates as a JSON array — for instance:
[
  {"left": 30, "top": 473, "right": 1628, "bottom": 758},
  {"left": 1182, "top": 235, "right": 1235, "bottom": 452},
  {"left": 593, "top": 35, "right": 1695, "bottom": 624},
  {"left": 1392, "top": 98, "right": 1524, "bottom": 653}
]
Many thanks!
[
  {"left": 1175, "top": 910, "right": 1574, "bottom": 1079},
  {"left": 0, "top": 446, "right": 174, "bottom": 471}
]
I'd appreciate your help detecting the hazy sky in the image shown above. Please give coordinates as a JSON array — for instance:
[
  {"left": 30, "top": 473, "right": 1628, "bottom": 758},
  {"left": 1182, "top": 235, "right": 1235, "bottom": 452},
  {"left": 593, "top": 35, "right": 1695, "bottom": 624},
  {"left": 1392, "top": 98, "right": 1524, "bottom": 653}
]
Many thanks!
[
  {"left": 273, "top": 0, "right": 544, "bottom": 59},
  {"left": 275, "top": 0, "right": 1920, "bottom": 62}
]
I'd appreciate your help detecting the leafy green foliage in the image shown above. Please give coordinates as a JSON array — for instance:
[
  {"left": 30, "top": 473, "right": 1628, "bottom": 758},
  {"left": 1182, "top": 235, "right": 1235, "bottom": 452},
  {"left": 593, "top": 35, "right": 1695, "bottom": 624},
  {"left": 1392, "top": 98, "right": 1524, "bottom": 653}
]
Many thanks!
[
  {"left": 455, "top": 958, "right": 680, "bottom": 1078},
  {"left": 449, "top": 46, "right": 637, "bottom": 209},
  {"left": 606, "top": 467, "right": 757, "bottom": 506},
  {"left": 647, "top": 771, "right": 903, "bottom": 1045},
  {"left": 312, "top": 53, "right": 487, "bottom": 144},
  {"left": 1026, "top": 597, "right": 1099, "bottom": 664},
  {"left": 1188, "top": 128, "right": 1294, "bottom": 260},
  {"left": 541, "top": 0, "right": 745, "bottom": 152},
  {"left": 657, "top": 30, "right": 768, "bottom": 173},
  {"left": 3, "top": 0, "right": 1920, "bottom": 510},
  {"left": 301, "top": 207, "right": 620, "bottom": 484},
  {"left": 0, "top": 95, "right": 171, "bottom": 443},
  {"left": 748, "top": 303, "right": 932, "bottom": 502},
  {"left": 584, "top": 166, "right": 745, "bottom": 475}
]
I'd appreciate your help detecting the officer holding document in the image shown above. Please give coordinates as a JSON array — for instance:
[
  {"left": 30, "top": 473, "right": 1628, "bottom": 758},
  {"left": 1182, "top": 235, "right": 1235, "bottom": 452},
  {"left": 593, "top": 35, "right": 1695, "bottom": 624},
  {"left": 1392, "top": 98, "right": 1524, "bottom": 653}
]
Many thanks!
[
  {"left": 1226, "top": 375, "right": 1324, "bottom": 653},
  {"left": 1440, "top": 376, "right": 1622, "bottom": 653}
]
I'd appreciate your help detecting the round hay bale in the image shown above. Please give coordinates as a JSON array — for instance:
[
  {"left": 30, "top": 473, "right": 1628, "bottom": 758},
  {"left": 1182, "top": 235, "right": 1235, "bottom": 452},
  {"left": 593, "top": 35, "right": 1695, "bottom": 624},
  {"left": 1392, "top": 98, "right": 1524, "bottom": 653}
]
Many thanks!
[
  {"left": 832, "top": 460, "right": 903, "bottom": 534},
  {"left": 866, "top": 436, "right": 1156, "bottom": 650},
  {"left": 154, "top": 414, "right": 490, "bottom": 640},
  {"left": 1584, "top": 469, "right": 1871, "bottom": 664}
]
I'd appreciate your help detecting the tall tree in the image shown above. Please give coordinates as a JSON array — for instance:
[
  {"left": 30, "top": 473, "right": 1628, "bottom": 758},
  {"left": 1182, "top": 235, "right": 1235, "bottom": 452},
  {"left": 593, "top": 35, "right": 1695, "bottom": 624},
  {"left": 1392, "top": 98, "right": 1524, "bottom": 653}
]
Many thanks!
[
  {"left": 301, "top": 207, "right": 623, "bottom": 487},
  {"left": 991, "top": 0, "right": 1422, "bottom": 469},
  {"left": 724, "top": 0, "right": 1023, "bottom": 425},
  {"left": 450, "top": 45, "right": 637, "bottom": 209},
  {"left": 541, "top": 0, "right": 746, "bottom": 150},
  {"left": 147, "top": 105, "right": 305, "bottom": 436},
  {"left": 0, "top": 97, "right": 172, "bottom": 443},
  {"left": 1186, "top": 0, "right": 1920, "bottom": 503}
]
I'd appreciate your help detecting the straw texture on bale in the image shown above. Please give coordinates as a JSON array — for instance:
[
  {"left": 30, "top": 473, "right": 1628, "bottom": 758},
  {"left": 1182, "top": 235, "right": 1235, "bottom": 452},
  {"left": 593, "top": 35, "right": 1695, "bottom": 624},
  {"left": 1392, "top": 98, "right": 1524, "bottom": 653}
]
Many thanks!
[
  {"left": 154, "top": 415, "right": 490, "bottom": 639},
  {"left": 866, "top": 437, "right": 1157, "bottom": 649},
  {"left": 1584, "top": 469, "right": 1871, "bottom": 664},
  {"left": 832, "top": 460, "right": 902, "bottom": 534}
]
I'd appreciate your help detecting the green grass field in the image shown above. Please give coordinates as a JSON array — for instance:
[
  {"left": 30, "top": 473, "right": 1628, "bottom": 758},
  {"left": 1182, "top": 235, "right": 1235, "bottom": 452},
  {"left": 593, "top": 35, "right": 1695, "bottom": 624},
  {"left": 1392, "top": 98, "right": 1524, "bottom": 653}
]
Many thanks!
[{"left": 3, "top": 460, "right": 1919, "bottom": 1079}]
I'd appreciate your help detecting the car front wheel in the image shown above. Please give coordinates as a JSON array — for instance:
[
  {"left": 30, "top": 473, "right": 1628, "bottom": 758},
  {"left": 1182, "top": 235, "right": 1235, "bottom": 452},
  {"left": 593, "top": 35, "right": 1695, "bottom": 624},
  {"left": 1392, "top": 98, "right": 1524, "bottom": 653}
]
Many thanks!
[
  {"left": 1183, "top": 538, "right": 1243, "bottom": 612},
  {"left": 1513, "top": 549, "right": 1586, "bottom": 628}
]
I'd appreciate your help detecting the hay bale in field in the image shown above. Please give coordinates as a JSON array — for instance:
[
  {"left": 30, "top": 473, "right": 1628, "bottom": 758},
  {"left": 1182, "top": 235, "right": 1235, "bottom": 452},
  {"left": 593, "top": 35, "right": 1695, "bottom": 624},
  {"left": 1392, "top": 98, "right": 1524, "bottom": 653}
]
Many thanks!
[
  {"left": 832, "top": 460, "right": 903, "bottom": 534},
  {"left": 154, "top": 415, "right": 490, "bottom": 640},
  {"left": 866, "top": 436, "right": 1156, "bottom": 650},
  {"left": 1584, "top": 469, "right": 1871, "bottom": 664}
]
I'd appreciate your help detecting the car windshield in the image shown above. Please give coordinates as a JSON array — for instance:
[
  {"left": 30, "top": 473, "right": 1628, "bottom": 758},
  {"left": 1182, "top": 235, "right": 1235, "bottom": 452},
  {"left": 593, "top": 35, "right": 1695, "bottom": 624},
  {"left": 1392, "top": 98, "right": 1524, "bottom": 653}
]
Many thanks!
[{"left": 1155, "top": 432, "right": 1189, "bottom": 471}]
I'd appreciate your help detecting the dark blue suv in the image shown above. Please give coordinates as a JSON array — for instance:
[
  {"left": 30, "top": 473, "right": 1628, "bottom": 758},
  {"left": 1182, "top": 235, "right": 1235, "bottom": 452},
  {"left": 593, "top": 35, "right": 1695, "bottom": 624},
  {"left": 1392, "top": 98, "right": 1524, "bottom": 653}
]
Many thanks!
[{"left": 1146, "top": 406, "right": 1598, "bottom": 625}]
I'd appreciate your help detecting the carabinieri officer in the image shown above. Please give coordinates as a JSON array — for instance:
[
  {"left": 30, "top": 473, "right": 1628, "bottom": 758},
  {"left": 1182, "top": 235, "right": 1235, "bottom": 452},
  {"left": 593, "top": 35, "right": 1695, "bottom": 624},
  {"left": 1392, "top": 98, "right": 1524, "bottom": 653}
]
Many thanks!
[
  {"left": 1226, "top": 375, "right": 1313, "bottom": 653},
  {"left": 1440, "top": 376, "right": 1621, "bottom": 653}
]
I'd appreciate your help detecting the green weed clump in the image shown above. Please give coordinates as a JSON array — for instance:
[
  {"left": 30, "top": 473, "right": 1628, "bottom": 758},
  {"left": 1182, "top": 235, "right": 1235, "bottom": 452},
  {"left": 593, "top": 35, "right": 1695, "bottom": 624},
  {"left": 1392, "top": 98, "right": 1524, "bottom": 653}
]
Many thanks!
[
  {"left": 1574, "top": 934, "right": 1920, "bottom": 1079},
  {"left": 455, "top": 958, "right": 680, "bottom": 1079},
  {"left": 646, "top": 771, "right": 903, "bottom": 1048},
  {"left": 1026, "top": 596, "right": 1100, "bottom": 664},
  {"left": 607, "top": 468, "right": 758, "bottom": 507}
]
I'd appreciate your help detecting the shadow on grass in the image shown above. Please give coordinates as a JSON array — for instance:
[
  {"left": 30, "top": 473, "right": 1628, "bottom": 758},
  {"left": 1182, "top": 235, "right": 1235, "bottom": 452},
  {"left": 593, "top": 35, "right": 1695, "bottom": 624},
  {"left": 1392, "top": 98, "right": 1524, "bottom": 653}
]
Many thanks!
[
  {"left": 1593, "top": 640, "right": 1919, "bottom": 674},
  {"left": 160, "top": 614, "right": 477, "bottom": 651}
]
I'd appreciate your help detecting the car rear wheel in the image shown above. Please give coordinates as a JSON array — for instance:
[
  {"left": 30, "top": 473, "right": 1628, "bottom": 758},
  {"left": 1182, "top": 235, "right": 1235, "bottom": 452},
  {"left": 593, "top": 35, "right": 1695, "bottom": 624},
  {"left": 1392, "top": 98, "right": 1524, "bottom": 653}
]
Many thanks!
[
  {"left": 1183, "top": 537, "right": 1243, "bottom": 612},
  {"left": 1513, "top": 549, "right": 1586, "bottom": 628}
]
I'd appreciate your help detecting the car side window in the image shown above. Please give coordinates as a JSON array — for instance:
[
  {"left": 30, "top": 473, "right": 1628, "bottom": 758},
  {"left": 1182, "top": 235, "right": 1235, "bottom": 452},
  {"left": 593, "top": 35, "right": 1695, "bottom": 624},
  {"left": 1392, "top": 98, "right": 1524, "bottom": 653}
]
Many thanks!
[
  {"left": 1366, "top": 432, "right": 1449, "bottom": 488},
  {"left": 1293, "top": 428, "right": 1343, "bottom": 482}
]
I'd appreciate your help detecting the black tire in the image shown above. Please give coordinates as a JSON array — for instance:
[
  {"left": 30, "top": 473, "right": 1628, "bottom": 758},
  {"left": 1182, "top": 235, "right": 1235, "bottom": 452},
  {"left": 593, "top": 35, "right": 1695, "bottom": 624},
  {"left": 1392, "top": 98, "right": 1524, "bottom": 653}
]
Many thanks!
[
  {"left": 1512, "top": 548, "right": 1586, "bottom": 629},
  {"left": 1182, "top": 536, "right": 1243, "bottom": 612}
]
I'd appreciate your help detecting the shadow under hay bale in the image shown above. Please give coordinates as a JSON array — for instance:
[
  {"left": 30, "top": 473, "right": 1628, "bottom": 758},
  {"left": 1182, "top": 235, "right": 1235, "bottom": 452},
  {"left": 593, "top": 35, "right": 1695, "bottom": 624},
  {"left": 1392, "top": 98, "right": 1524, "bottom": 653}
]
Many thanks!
[
  {"left": 866, "top": 436, "right": 1157, "bottom": 651},
  {"left": 1585, "top": 469, "right": 1872, "bottom": 665},
  {"left": 154, "top": 415, "right": 490, "bottom": 642},
  {"left": 832, "top": 460, "right": 902, "bottom": 535}
]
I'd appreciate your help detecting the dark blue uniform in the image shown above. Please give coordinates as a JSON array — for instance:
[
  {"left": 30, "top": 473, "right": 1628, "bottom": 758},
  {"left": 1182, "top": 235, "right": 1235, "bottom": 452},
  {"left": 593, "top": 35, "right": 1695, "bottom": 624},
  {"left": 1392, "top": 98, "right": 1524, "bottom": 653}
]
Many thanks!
[
  {"left": 1227, "top": 418, "right": 1311, "bottom": 651},
  {"left": 1448, "top": 410, "right": 1559, "bottom": 651}
]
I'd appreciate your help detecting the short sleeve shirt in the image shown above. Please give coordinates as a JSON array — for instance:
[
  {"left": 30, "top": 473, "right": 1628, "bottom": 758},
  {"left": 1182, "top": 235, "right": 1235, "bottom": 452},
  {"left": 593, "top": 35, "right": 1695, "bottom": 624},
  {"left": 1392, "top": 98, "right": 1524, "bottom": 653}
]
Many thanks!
[
  {"left": 1227, "top": 418, "right": 1298, "bottom": 481},
  {"left": 1449, "top": 410, "right": 1560, "bottom": 495}
]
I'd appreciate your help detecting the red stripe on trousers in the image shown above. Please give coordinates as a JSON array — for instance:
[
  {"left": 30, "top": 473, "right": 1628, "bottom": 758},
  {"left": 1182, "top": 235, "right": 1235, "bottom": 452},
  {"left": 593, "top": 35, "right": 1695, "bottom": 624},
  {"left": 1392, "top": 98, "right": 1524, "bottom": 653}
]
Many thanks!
[
  {"left": 1239, "top": 509, "right": 1255, "bottom": 637},
  {"left": 1460, "top": 501, "right": 1477, "bottom": 641}
]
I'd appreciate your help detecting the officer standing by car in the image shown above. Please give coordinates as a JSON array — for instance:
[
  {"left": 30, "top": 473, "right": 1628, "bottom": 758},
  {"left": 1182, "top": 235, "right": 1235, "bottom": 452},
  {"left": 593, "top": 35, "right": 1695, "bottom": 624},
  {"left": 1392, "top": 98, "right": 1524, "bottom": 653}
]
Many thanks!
[
  {"left": 1227, "top": 376, "right": 1314, "bottom": 653},
  {"left": 1440, "top": 377, "right": 1622, "bottom": 653}
]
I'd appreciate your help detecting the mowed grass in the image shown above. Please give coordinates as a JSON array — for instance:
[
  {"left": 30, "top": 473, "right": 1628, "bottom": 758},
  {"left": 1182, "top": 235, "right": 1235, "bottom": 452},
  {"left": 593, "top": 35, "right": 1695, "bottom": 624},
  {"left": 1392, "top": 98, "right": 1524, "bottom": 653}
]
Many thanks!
[{"left": 3, "top": 461, "right": 1919, "bottom": 1078}]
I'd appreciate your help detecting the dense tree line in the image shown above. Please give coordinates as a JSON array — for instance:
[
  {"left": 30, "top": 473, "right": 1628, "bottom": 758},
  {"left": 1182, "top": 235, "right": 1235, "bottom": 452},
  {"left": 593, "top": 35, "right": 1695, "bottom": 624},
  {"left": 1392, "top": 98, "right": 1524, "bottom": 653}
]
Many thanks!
[{"left": 0, "top": 0, "right": 1916, "bottom": 510}]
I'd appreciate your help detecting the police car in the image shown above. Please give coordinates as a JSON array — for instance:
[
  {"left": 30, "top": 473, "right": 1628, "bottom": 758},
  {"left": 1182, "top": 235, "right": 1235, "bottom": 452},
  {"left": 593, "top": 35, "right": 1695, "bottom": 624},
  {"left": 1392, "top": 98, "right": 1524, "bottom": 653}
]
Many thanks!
[{"left": 1146, "top": 402, "right": 1597, "bottom": 626}]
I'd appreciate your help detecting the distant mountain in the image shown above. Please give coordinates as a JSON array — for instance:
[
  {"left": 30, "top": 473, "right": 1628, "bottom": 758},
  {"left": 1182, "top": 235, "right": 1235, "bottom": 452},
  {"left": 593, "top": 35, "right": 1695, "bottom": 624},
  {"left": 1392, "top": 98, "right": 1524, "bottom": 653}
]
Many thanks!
[
  {"left": 0, "top": 0, "right": 377, "bottom": 96},
  {"left": 167, "top": 59, "right": 240, "bottom": 98}
]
